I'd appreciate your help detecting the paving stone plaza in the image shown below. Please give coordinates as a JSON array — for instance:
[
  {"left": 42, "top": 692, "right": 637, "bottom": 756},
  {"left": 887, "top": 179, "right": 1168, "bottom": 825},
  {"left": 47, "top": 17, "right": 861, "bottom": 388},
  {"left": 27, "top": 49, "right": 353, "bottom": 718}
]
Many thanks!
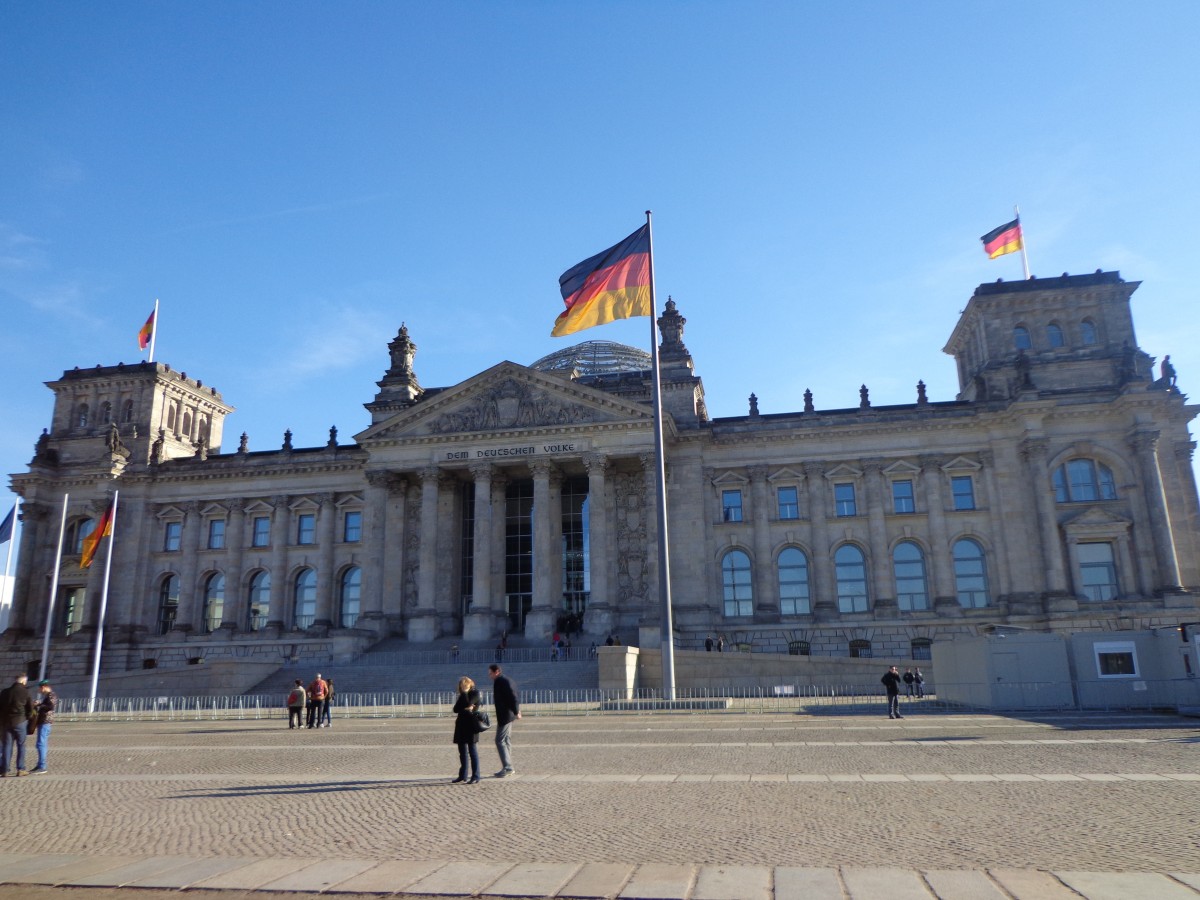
[{"left": 2, "top": 707, "right": 1199, "bottom": 899}]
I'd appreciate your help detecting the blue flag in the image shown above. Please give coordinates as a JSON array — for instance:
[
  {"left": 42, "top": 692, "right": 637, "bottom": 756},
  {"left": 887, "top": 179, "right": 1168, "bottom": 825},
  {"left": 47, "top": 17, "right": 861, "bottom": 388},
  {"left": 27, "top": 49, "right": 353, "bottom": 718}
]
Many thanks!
[{"left": 0, "top": 504, "right": 14, "bottom": 544}]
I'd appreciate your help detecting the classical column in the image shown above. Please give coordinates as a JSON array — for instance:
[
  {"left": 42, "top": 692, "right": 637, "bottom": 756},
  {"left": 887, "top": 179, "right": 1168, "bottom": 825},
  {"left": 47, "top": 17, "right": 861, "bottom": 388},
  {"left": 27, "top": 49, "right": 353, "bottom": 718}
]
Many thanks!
[
  {"left": 383, "top": 475, "right": 409, "bottom": 634},
  {"left": 408, "top": 466, "right": 442, "bottom": 641},
  {"left": 463, "top": 463, "right": 498, "bottom": 640},
  {"left": 221, "top": 500, "right": 246, "bottom": 630},
  {"left": 489, "top": 473, "right": 509, "bottom": 622},
  {"left": 266, "top": 495, "right": 291, "bottom": 630},
  {"left": 526, "top": 460, "right": 561, "bottom": 639},
  {"left": 10, "top": 502, "right": 47, "bottom": 635},
  {"left": 640, "top": 452, "right": 660, "bottom": 619},
  {"left": 803, "top": 462, "right": 837, "bottom": 620},
  {"left": 1130, "top": 429, "right": 1183, "bottom": 593},
  {"left": 174, "top": 501, "right": 202, "bottom": 631},
  {"left": 862, "top": 460, "right": 895, "bottom": 615},
  {"left": 920, "top": 457, "right": 959, "bottom": 614},
  {"left": 748, "top": 465, "right": 777, "bottom": 620},
  {"left": 1171, "top": 441, "right": 1200, "bottom": 589},
  {"left": 583, "top": 453, "right": 613, "bottom": 635},
  {"left": 361, "top": 472, "right": 391, "bottom": 628},
  {"left": 313, "top": 493, "right": 337, "bottom": 630},
  {"left": 1018, "top": 438, "right": 1071, "bottom": 604}
]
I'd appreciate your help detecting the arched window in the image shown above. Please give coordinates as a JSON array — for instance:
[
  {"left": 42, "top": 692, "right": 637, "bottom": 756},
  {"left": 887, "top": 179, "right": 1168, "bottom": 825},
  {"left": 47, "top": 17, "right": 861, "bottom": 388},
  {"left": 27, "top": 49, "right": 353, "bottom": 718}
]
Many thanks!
[
  {"left": 953, "top": 539, "right": 989, "bottom": 608},
  {"left": 203, "top": 573, "right": 225, "bottom": 633},
  {"left": 1053, "top": 459, "right": 1117, "bottom": 502},
  {"left": 340, "top": 566, "right": 362, "bottom": 628},
  {"left": 835, "top": 545, "right": 868, "bottom": 613},
  {"left": 99, "top": 401, "right": 112, "bottom": 424},
  {"left": 122, "top": 399, "right": 134, "bottom": 423},
  {"left": 1013, "top": 326, "right": 1032, "bottom": 350},
  {"left": 911, "top": 638, "right": 933, "bottom": 660},
  {"left": 721, "top": 550, "right": 753, "bottom": 617},
  {"left": 294, "top": 568, "right": 317, "bottom": 629},
  {"left": 157, "top": 575, "right": 179, "bottom": 635},
  {"left": 247, "top": 571, "right": 271, "bottom": 631},
  {"left": 1080, "top": 320, "right": 1098, "bottom": 345},
  {"left": 77, "top": 403, "right": 89, "bottom": 428},
  {"left": 69, "top": 518, "right": 95, "bottom": 555},
  {"left": 197, "top": 416, "right": 210, "bottom": 444},
  {"left": 849, "top": 638, "right": 872, "bottom": 658},
  {"left": 893, "top": 541, "right": 929, "bottom": 611},
  {"left": 182, "top": 411, "right": 192, "bottom": 438},
  {"left": 167, "top": 404, "right": 177, "bottom": 431},
  {"left": 1046, "top": 323, "right": 1064, "bottom": 348},
  {"left": 778, "top": 547, "right": 810, "bottom": 615}
]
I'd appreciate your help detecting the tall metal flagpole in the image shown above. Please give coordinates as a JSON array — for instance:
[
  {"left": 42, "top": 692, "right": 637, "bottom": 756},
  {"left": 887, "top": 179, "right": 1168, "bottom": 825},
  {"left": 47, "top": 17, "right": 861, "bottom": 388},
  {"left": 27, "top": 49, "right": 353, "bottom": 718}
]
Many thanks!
[
  {"left": 1015, "top": 205, "right": 1031, "bottom": 280},
  {"left": 148, "top": 298, "right": 159, "bottom": 363},
  {"left": 644, "top": 210, "right": 677, "bottom": 701},
  {"left": 1, "top": 503, "right": 16, "bottom": 624},
  {"left": 39, "top": 494, "right": 69, "bottom": 682},
  {"left": 88, "top": 491, "right": 119, "bottom": 711}
]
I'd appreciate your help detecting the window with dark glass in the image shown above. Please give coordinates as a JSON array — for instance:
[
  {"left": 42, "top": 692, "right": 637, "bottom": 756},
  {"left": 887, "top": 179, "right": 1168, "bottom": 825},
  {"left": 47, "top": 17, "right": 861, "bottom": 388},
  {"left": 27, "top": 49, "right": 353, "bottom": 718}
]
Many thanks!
[
  {"left": 834, "top": 483, "right": 857, "bottom": 517},
  {"left": 1013, "top": 326, "right": 1032, "bottom": 350},
  {"left": 157, "top": 575, "right": 179, "bottom": 635},
  {"left": 953, "top": 539, "right": 988, "bottom": 608},
  {"left": 950, "top": 476, "right": 975, "bottom": 510},
  {"left": 340, "top": 567, "right": 362, "bottom": 628},
  {"left": 721, "top": 489, "right": 743, "bottom": 523},
  {"left": 721, "top": 549, "right": 753, "bottom": 616},
  {"left": 343, "top": 510, "right": 362, "bottom": 543},
  {"left": 893, "top": 541, "right": 929, "bottom": 611},
  {"left": 835, "top": 544, "right": 868, "bottom": 612},
  {"left": 251, "top": 516, "right": 270, "bottom": 547},
  {"left": 294, "top": 568, "right": 317, "bottom": 629},
  {"left": 849, "top": 639, "right": 872, "bottom": 658},
  {"left": 207, "top": 519, "right": 225, "bottom": 550},
  {"left": 296, "top": 513, "right": 315, "bottom": 545},
  {"left": 561, "top": 477, "right": 590, "bottom": 615},
  {"left": 247, "top": 571, "right": 270, "bottom": 631},
  {"left": 1053, "top": 459, "right": 1117, "bottom": 503},
  {"left": 61, "top": 587, "right": 85, "bottom": 636},
  {"left": 1046, "top": 323, "right": 1065, "bottom": 348},
  {"left": 777, "top": 486, "right": 799, "bottom": 520},
  {"left": 1080, "top": 320, "right": 1098, "bottom": 345},
  {"left": 892, "top": 480, "right": 915, "bottom": 514},
  {"left": 70, "top": 518, "right": 95, "bottom": 555},
  {"left": 203, "top": 573, "right": 225, "bottom": 633},
  {"left": 911, "top": 638, "right": 933, "bottom": 660},
  {"left": 778, "top": 547, "right": 810, "bottom": 615},
  {"left": 1078, "top": 542, "right": 1118, "bottom": 601},
  {"left": 164, "top": 521, "right": 182, "bottom": 552}
]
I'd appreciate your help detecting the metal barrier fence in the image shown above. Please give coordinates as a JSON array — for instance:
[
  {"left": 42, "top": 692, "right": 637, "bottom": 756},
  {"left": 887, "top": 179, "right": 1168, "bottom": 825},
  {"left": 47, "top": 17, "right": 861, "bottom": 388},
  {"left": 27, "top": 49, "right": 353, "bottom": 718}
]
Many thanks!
[{"left": 50, "top": 679, "right": 1199, "bottom": 723}]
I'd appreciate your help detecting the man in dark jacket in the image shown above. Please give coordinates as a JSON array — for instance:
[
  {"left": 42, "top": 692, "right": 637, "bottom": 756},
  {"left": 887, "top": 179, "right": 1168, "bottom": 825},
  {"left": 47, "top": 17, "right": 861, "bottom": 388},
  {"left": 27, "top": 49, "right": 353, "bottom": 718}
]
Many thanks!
[
  {"left": 488, "top": 663, "right": 521, "bottom": 778},
  {"left": 31, "top": 679, "right": 57, "bottom": 774},
  {"left": 0, "top": 673, "right": 35, "bottom": 776},
  {"left": 881, "top": 665, "right": 903, "bottom": 720}
]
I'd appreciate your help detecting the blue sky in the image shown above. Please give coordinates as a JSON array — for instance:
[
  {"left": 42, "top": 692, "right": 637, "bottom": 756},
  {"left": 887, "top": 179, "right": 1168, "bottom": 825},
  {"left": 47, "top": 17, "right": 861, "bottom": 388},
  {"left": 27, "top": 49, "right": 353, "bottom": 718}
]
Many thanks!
[{"left": 3, "top": 2, "right": 1199, "bottom": 550}]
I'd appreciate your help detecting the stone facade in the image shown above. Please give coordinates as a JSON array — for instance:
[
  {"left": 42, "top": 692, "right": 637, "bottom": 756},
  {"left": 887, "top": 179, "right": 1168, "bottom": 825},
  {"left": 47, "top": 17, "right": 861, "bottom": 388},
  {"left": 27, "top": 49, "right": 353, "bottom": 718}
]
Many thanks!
[{"left": 4, "top": 271, "right": 1199, "bottom": 679}]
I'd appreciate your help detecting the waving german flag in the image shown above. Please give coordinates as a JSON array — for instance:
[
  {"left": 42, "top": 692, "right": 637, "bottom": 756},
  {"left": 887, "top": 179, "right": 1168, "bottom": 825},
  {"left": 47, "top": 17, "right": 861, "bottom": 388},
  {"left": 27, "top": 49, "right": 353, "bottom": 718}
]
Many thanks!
[
  {"left": 80, "top": 501, "right": 114, "bottom": 569},
  {"left": 553, "top": 225, "right": 651, "bottom": 337},
  {"left": 981, "top": 218, "right": 1023, "bottom": 259}
]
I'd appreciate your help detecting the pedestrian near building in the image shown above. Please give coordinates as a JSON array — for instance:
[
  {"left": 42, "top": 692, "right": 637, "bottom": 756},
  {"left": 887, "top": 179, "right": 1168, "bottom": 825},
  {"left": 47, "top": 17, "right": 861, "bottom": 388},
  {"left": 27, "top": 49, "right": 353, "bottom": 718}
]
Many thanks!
[
  {"left": 0, "top": 673, "right": 35, "bottom": 776},
  {"left": 903, "top": 668, "right": 915, "bottom": 697},
  {"left": 306, "top": 673, "right": 328, "bottom": 728},
  {"left": 451, "top": 676, "right": 482, "bottom": 784},
  {"left": 914, "top": 668, "right": 925, "bottom": 698},
  {"left": 30, "top": 679, "right": 56, "bottom": 774},
  {"left": 704, "top": 635, "right": 714, "bottom": 652},
  {"left": 322, "top": 677, "right": 335, "bottom": 727},
  {"left": 287, "top": 680, "right": 306, "bottom": 729},
  {"left": 881, "top": 665, "right": 903, "bottom": 719},
  {"left": 488, "top": 663, "right": 521, "bottom": 778}
]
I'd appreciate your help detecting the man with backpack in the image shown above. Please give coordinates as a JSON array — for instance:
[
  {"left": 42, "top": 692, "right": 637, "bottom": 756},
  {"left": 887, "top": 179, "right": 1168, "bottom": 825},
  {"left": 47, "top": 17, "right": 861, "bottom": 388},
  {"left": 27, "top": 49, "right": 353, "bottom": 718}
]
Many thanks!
[
  {"left": 306, "top": 673, "right": 328, "bottom": 728},
  {"left": 0, "top": 673, "right": 35, "bottom": 776}
]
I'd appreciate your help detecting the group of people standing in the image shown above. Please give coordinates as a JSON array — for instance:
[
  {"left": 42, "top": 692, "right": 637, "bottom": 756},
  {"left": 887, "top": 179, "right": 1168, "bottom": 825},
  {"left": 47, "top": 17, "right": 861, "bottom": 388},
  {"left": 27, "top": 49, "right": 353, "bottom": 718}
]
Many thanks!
[
  {"left": 1, "top": 673, "right": 57, "bottom": 776},
  {"left": 286, "top": 673, "right": 334, "bottom": 729},
  {"left": 880, "top": 665, "right": 925, "bottom": 719},
  {"left": 451, "top": 663, "right": 521, "bottom": 784}
]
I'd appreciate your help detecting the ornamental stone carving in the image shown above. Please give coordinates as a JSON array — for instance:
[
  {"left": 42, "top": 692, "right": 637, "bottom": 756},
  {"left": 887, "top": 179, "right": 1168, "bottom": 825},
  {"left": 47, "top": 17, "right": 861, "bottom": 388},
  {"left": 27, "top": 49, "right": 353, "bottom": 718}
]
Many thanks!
[
  {"left": 428, "top": 378, "right": 598, "bottom": 434},
  {"left": 614, "top": 469, "right": 649, "bottom": 607}
]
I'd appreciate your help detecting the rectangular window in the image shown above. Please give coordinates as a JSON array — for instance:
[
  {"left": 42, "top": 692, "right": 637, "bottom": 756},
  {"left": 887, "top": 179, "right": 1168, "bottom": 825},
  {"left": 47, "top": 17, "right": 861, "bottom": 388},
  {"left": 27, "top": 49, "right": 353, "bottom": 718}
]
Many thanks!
[
  {"left": 163, "top": 521, "right": 182, "bottom": 552},
  {"left": 777, "top": 486, "right": 799, "bottom": 520},
  {"left": 251, "top": 516, "right": 270, "bottom": 547},
  {"left": 721, "top": 489, "right": 743, "bottom": 523},
  {"left": 296, "top": 513, "right": 316, "bottom": 545},
  {"left": 834, "top": 483, "right": 856, "bottom": 517},
  {"left": 951, "top": 476, "right": 975, "bottom": 510},
  {"left": 1078, "top": 542, "right": 1118, "bottom": 601},
  {"left": 343, "top": 510, "right": 362, "bottom": 543},
  {"left": 207, "top": 519, "right": 225, "bottom": 550},
  {"left": 1094, "top": 641, "right": 1138, "bottom": 677},
  {"left": 892, "top": 480, "right": 915, "bottom": 514}
]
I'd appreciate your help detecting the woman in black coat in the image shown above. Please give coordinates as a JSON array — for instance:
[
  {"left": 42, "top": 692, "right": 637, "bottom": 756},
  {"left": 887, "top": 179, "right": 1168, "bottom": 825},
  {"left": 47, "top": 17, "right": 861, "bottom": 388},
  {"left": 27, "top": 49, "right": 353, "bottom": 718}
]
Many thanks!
[{"left": 451, "top": 676, "right": 482, "bottom": 784}]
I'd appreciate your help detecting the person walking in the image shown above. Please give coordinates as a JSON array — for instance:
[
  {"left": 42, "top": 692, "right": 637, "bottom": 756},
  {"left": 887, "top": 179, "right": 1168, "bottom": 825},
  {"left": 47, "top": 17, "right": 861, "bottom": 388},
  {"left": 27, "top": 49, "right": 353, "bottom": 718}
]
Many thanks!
[
  {"left": 903, "top": 668, "right": 915, "bottom": 697},
  {"left": 306, "top": 673, "right": 327, "bottom": 728},
  {"left": 451, "top": 676, "right": 482, "bottom": 784},
  {"left": 321, "top": 677, "right": 335, "bottom": 727},
  {"left": 0, "top": 673, "right": 35, "bottom": 776},
  {"left": 881, "top": 665, "right": 903, "bottom": 719},
  {"left": 29, "top": 679, "right": 56, "bottom": 774},
  {"left": 488, "top": 663, "right": 521, "bottom": 778},
  {"left": 287, "top": 680, "right": 306, "bottom": 730}
]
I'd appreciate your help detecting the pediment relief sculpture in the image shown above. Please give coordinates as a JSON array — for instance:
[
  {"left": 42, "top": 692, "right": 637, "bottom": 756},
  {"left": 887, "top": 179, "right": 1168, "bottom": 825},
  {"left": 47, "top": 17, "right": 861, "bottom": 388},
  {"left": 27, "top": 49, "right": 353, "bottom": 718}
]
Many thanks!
[{"left": 426, "top": 378, "right": 601, "bottom": 435}]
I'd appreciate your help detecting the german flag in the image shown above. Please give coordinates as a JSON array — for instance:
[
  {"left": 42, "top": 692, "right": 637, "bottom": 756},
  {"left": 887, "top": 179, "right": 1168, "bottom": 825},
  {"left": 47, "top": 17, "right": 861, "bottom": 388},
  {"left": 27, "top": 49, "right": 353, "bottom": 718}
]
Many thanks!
[
  {"left": 981, "top": 218, "right": 1023, "bottom": 259},
  {"left": 553, "top": 225, "right": 651, "bottom": 337},
  {"left": 80, "top": 501, "right": 114, "bottom": 569},
  {"left": 138, "top": 308, "right": 156, "bottom": 351}
]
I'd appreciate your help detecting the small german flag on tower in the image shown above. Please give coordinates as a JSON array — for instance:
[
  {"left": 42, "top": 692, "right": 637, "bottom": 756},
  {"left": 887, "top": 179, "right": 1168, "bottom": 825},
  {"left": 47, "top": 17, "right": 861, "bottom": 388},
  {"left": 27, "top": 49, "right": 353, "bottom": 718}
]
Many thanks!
[{"left": 980, "top": 218, "right": 1023, "bottom": 259}]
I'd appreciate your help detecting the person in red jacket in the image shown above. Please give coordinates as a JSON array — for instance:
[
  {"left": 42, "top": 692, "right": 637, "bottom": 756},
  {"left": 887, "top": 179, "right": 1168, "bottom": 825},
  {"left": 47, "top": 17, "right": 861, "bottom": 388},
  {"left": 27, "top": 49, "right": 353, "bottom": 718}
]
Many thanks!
[{"left": 306, "top": 674, "right": 328, "bottom": 728}]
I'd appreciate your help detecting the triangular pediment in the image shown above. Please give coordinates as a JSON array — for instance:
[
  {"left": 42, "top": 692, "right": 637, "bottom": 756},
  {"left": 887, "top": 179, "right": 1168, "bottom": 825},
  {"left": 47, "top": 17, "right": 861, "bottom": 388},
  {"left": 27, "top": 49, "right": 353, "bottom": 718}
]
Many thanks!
[
  {"left": 768, "top": 466, "right": 804, "bottom": 483},
  {"left": 1062, "top": 507, "right": 1132, "bottom": 530},
  {"left": 942, "top": 456, "right": 982, "bottom": 473},
  {"left": 883, "top": 460, "right": 921, "bottom": 476},
  {"left": 824, "top": 464, "right": 862, "bottom": 480},
  {"left": 355, "top": 361, "right": 656, "bottom": 444},
  {"left": 711, "top": 470, "right": 749, "bottom": 486}
]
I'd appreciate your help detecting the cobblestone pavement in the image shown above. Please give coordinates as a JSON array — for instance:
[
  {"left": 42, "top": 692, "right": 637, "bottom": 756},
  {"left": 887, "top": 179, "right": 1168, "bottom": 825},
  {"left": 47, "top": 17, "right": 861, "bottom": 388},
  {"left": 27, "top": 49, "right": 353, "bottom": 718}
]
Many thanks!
[{"left": 1, "top": 708, "right": 1199, "bottom": 899}]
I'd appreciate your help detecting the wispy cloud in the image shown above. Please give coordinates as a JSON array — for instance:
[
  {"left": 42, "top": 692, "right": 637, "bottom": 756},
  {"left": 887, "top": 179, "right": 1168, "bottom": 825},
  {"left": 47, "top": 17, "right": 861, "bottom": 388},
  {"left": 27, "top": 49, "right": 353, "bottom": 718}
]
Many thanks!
[
  {"left": 162, "top": 192, "right": 396, "bottom": 234},
  {"left": 0, "top": 223, "right": 48, "bottom": 272}
]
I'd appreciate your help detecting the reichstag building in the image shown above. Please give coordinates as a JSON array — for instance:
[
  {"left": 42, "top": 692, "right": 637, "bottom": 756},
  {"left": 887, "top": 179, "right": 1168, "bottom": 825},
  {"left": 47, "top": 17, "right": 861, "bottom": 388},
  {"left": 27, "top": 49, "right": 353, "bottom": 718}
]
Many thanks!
[{"left": 4, "top": 270, "right": 1198, "bottom": 679}]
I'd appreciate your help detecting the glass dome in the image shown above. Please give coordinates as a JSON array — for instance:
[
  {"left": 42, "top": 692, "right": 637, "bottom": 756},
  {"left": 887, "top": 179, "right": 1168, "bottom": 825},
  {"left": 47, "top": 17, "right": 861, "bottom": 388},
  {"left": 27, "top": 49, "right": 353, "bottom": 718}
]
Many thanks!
[{"left": 530, "top": 340, "right": 651, "bottom": 376}]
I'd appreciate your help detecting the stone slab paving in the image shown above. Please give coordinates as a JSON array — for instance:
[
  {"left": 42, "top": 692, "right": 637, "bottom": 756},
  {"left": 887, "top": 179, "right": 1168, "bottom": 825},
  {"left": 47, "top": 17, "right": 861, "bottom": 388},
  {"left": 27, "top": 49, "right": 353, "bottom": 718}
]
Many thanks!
[{"left": 1, "top": 710, "right": 1199, "bottom": 898}]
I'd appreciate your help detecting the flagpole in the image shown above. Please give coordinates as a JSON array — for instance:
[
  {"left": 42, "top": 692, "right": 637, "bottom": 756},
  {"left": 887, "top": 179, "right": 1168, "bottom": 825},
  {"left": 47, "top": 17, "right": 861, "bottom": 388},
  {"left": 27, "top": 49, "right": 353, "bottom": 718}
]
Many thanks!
[
  {"left": 1, "top": 503, "right": 16, "bottom": 624},
  {"left": 39, "top": 494, "right": 69, "bottom": 682},
  {"left": 1014, "top": 205, "right": 1031, "bottom": 280},
  {"left": 644, "top": 210, "right": 677, "bottom": 702},
  {"left": 148, "top": 298, "right": 159, "bottom": 363},
  {"left": 87, "top": 491, "right": 119, "bottom": 711}
]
